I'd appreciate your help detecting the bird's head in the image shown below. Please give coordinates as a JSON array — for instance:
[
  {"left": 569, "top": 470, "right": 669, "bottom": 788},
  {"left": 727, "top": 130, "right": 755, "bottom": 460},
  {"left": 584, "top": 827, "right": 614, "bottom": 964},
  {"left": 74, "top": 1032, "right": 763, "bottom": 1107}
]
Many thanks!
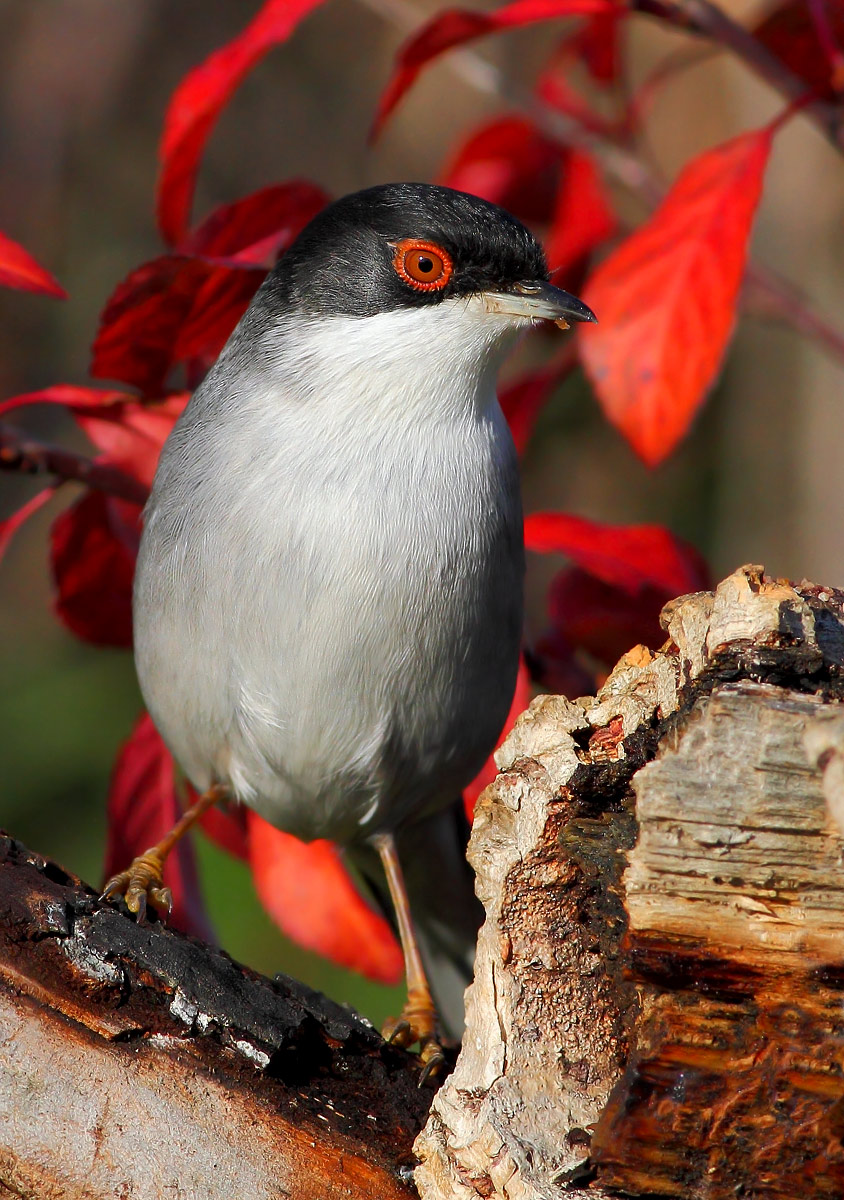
[{"left": 247, "top": 183, "right": 596, "bottom": 416}]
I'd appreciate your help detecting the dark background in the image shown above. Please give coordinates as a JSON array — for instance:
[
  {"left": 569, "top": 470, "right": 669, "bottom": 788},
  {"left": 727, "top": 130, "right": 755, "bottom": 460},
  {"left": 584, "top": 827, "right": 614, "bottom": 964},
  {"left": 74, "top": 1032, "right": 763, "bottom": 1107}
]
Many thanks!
[{"left": 1, "top": 0, "right": 842, "bottom": 1024}]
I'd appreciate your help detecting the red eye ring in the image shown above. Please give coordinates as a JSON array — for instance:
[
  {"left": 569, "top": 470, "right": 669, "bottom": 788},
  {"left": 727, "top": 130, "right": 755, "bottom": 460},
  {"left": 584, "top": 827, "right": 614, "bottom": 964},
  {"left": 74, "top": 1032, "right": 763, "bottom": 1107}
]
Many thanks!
[{"left": 391, "top": 239, "right": 453, "bottom": 292}]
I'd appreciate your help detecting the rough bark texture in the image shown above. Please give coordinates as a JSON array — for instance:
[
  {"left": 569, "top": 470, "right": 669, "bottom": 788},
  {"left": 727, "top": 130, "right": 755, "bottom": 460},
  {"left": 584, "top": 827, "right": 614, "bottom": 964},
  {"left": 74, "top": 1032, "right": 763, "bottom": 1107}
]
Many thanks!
[
  {"left": 0, "top": 836, "right": 430, "bottom": 1199},
  {"left": 4, "top": 565, "right": 844, "bottom": 1199},
  {"left": 414, "top": 565, "right": 844, "bottom": 1200}
]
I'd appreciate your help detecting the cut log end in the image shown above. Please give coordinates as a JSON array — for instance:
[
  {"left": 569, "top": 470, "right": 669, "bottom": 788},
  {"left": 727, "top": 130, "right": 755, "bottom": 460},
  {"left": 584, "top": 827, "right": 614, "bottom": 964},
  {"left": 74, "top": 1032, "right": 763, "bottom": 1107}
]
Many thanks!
[{"left": 414, "top": 565, "right": 844, "bottom": 1200}]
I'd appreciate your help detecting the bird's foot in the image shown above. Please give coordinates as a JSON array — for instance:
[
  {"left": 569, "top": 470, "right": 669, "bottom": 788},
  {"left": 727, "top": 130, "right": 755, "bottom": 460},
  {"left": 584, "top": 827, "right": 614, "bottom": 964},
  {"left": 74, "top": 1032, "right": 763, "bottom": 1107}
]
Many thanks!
[
  {"left": 101, "top": 847, "right": 172, "bottom": 922},
  {"left": 382, "top": 991, "right": 445, "bottom": 1086}
]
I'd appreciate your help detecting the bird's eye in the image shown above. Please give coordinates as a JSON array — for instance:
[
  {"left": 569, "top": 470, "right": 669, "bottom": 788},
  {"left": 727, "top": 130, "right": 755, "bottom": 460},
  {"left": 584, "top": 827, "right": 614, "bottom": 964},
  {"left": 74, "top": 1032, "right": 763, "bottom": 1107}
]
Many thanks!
[{"left": 391, "top": 239, "right": 453, "bottom": 292}]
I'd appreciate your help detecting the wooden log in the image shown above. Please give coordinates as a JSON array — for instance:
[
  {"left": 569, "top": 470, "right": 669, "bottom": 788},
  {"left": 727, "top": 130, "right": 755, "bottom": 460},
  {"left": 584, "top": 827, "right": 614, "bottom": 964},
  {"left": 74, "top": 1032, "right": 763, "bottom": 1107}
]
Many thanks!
[
  {"left": 0, "top": 836, "right": 430, "bottom": 1199},
  {"left": 414, "top": 565, "right": 844, "bottom": 1199}
]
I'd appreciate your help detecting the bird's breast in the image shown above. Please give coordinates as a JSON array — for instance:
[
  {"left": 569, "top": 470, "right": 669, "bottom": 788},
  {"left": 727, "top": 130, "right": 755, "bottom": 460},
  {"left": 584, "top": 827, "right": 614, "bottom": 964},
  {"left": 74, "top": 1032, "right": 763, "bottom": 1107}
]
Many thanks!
[{"left": 135, "top": 380, "right": 524, "bottom": 842}]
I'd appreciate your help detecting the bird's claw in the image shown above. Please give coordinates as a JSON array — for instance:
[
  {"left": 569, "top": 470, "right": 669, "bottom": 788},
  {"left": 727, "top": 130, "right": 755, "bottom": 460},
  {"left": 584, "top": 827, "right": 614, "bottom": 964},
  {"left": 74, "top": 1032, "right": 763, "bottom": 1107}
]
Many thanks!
[
  {"left": 382, "top": 999, "right": 445, "bottom": 1086},
  {"left": 101, "top": 847, "right": 172, "bottom": 921}
]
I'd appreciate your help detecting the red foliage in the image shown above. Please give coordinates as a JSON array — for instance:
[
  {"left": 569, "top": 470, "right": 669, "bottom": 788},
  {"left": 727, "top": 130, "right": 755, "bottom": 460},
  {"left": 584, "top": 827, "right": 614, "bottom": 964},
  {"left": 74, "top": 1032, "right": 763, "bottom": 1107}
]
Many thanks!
[
  {"left": 579, "top": 125, "right": 775, "bottom": 465},
  {"left": 0, "top": 384, "right": 135, "bottom": 420},
  {"left": 104, "top": 713, "right": 214, "bottom": 940},
  {"left": 91, "top": 256, "right": 212, "bottom": 394},
  {"left": 246, "top": 813, "right": 403, "bottom": 984},
  {"left": 566, "top": 9, "right": 623, "bottom": 83},
  {"left": 548, "top": 568, "right": 675, "bottom": 662},
  {"left": 371, "top": 0, "right": 620, "bottom": 138},
  {"left": 50, "top": 491, "right": 138, "bottom": 647},
  {"left": 0, "top": 229, "right": 66, "bottom": 299},
  {"left": 182, "top": 182, "right": 329, "bottom": 260},
  {"left": 157, "top": 0, "right": 327, "bottom": 244},
  {"left": 529, "top": 527, "right": 709, "bottom": 697},
  {"left": 72, "top": 395, "right": 189, "bottom": 487},
  {"left": 93, "top": 185, "right": 327, "bottom": 394},
  {"left": 0, "top": 487, "right": 57, "bottom": 564},
  {"left": 18, "top": 0, "right": 830, "bottom": 983},
  {"left": 524, "top": 511, "right": 709, "bottom": 596},
  {"left": 546, "top": 149, "right": 616, "bottom": 275},
  {"left": 440, "top": 115, "right": 562, "bottom": 224}
]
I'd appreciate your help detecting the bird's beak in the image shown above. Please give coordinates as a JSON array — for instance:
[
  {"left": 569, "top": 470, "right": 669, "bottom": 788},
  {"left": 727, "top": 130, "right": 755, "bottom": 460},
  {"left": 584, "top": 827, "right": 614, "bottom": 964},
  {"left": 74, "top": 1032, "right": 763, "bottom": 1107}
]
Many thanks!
[{"left": 482, "top": 281, "right": 597, "bottom": 329}]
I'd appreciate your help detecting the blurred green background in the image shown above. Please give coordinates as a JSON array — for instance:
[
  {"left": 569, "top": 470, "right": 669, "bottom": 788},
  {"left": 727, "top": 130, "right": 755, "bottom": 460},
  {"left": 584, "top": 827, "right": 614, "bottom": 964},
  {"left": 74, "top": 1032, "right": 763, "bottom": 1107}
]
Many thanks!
[{"left": 1, "top": 0, "right": 843, "bottom": 1025}]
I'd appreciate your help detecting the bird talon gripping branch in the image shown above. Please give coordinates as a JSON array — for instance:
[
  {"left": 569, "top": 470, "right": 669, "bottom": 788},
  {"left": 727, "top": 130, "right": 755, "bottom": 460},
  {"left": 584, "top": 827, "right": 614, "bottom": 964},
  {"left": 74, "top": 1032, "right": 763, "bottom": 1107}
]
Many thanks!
[
  {"left": 101, "top": 848, "right": 171, "bottom": 919},
  {"left": 383, "top": 1005, "right": 445, "bottom": 1086},
  {"left": 103, "top": 783, "right": 226, "bottom": 920}
]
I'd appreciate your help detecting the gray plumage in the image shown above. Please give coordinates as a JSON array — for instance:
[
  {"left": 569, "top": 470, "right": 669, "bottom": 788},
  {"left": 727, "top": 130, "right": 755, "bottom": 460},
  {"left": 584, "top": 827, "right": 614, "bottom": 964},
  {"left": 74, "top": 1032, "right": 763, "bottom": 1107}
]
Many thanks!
[{"left": 132, "top": 184, "right": 593, "bottom": 1026}]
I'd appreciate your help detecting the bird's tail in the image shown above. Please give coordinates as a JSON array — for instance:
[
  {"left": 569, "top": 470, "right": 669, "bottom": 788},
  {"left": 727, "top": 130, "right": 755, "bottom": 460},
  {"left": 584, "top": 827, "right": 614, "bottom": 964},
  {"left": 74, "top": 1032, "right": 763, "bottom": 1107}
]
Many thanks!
[{"left": 348, "top": 800, "right": 483, "bottom": 1038}]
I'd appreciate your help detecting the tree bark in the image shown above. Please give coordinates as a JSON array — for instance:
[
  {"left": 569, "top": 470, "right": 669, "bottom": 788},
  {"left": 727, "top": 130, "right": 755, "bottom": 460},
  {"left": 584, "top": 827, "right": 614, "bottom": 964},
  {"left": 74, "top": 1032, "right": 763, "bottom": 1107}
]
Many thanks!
[
  {"left": 3, "top": 565, "right": 844, "bottom": 1198},
  {"left": 0, "top": 837, "right": 430, "bottom": 1199},
  {"left": 415, "top": 565, "right": 844, "bottom": 1200}
]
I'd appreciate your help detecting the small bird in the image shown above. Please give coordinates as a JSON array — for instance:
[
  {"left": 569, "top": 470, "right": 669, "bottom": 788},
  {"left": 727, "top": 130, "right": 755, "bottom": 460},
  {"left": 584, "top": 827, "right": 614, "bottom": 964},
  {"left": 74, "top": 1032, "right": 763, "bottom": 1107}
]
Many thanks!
[{"left": 104, "top": 183, "right": 595, "bottom": 1078}]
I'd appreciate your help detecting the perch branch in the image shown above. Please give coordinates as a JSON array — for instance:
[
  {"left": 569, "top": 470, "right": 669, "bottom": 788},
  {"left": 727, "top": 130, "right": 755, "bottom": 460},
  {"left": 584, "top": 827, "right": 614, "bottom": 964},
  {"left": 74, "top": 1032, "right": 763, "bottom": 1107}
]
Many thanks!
[
  {"left": 0, "top": 839, "right": 429, "bottom": 1199},
  {"left": 0, "top": 421, "right": 148, "bottom": 506}
]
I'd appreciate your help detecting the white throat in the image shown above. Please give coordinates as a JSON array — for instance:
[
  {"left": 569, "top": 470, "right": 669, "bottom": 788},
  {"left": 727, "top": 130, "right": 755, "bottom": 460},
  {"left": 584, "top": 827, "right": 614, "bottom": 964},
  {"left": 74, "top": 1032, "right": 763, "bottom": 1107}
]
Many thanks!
[{"left": 260, "top": 294, "right": 527, "bottom": 425}]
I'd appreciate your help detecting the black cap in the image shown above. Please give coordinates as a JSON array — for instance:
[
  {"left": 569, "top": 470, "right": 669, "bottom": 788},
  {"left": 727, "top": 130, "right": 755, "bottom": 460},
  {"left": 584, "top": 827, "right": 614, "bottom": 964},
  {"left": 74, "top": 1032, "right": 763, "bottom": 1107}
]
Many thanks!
[{"left": 260, "top": 182, "right": 554, "bottom": 319}]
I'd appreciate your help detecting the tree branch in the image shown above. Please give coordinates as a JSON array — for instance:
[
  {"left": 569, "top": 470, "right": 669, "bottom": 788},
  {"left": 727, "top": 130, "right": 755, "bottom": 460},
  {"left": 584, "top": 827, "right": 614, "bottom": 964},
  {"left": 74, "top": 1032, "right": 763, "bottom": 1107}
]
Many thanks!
[
  {"left": 0, "top": 422, "right": 149, "bottom": 506},
  {"left": 0, "top": 838, "right": 428, "bottom": 1199},
  {"left": 634, "top": 0, "right": 844, "bottom": 149}
]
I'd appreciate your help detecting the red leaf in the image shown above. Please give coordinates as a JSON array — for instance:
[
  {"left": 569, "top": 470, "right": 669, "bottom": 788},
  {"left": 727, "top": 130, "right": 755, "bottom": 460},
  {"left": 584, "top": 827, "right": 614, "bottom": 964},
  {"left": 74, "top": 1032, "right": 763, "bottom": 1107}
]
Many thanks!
[
  {"left": 50, "top": 490, "right": 139, "bottom": 647},
  {"left": 72, "top": 395, "right": 188, "bottom": 488},
  {"left": 157, "top": 0, "right": 326, "bottom": 245},
  {"left": 91, "top": 255, "right": 211, "bottom": 394},
  {"left": 463, "top": 656, "right": 532, "bottom": 822},
  {"left": 754, "top": 0, "right": 844, "bottom": 100},
  {"left": 0, "top": 387, "right": 184, "bottom": 489},
  {"left": 580, "top": 125, "right": 774, "bottom": 465},
  {"left": 0, "top": 487, "right": 57, "bottom": 565},
  {"left": 536, "top": 50, "right": 613, "bottom": 135},
  {"left": 94, "top": 184, "right": 327, "bottom": 392},
  {"left": 548, "top": 566, "right": 681, "bottom": 665},
  {"left": 372, "top": 0, "right": 620, "bottom": 138},
  {"left": 173, "top": 265, "right": 266, "bottom": 366},
  {"left": 0, "top": 384, "right": 133, "bottom": 420},
  {"left": 569, "top": 10, "right": 622, "bottom": 82},
  {"left": 93, "top": 183, "right": 326, "bottom": 392},
  {"left": 499, "top": 348, "right": 576, "bottom": 455},
  {"left": 246, "top": 811, "right": 403, "bottom": 984},
  {"left": 0, "top": 229, "right": 66, "bottom": 299},
  {"left": 546, "top": 150, "right": 616, "bottom": 274},
  {"left": 524, "top": 511, "right": 709, "bottom": 596},
  {"left": 439, "top": 115, "right": 562, "bottom": 224},
  {"left": 104, "top": 713, "right": 214, "bottom": 941},
  {"left": 182, "top": 182, "right": 328, "bottom": 259}
]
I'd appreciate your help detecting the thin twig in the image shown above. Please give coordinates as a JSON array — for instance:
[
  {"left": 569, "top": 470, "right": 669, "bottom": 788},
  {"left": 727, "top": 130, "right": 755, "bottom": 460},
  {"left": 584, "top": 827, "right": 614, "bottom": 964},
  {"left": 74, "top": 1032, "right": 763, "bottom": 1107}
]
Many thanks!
[
  {"left": 0, "top": 423, "right": 149, "bottom": 506},
  {"left": 744, "top": 264, "right": 844, "bottom": 364},
  {"left": 634, "top": 0, "right": 844, "bottom": 148}
]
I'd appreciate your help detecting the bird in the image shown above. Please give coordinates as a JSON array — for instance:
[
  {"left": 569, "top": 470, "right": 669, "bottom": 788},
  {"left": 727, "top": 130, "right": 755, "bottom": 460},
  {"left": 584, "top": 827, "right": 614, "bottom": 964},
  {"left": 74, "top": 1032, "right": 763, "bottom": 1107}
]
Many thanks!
[{"left": 103, "top": 182, "right": 596, "bottom": 1079}]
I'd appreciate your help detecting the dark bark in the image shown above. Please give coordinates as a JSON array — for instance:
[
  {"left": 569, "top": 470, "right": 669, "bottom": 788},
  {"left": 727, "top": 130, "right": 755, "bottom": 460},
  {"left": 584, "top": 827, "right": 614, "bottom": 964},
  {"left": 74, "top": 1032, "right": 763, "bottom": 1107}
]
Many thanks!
[{"left": 0, "top": 836, "right": 429, "bottom": 1199}]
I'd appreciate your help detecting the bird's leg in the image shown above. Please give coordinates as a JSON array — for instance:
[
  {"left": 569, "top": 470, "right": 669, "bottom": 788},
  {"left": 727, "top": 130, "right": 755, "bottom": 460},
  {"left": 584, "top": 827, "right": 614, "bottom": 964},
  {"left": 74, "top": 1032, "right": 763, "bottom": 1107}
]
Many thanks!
[
  {"left": 101, "top": 783, "right": 228, "bottom": 920},
  {"left": 375, "top": 832, "right": 446, "bottom": 1084}
]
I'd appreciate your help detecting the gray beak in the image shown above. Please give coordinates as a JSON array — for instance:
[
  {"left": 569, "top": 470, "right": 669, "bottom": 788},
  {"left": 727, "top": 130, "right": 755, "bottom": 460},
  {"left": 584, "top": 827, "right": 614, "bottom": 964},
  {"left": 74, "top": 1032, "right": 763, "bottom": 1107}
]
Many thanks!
[{"left": 483, "top": 280, "right": 597, "bottom": 328}]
